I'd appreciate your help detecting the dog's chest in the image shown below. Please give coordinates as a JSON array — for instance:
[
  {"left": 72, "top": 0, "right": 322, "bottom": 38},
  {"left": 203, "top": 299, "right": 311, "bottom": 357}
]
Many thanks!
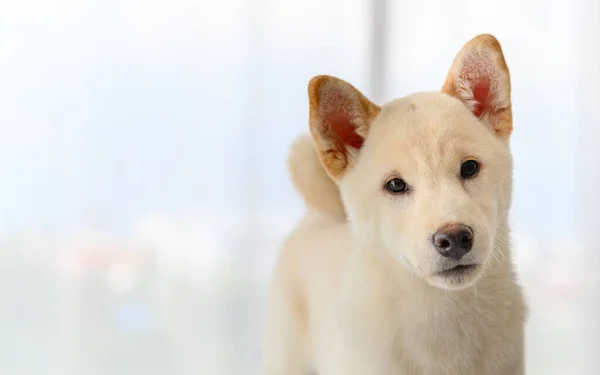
[{"left": 394, "top": 301, "right": 489, "bottom": 374}]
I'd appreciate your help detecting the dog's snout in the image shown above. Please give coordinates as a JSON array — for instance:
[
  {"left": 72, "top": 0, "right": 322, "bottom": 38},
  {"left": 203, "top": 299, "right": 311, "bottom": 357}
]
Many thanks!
[{"left": 432, "top": 224, "right": 473, "bottom": 260}]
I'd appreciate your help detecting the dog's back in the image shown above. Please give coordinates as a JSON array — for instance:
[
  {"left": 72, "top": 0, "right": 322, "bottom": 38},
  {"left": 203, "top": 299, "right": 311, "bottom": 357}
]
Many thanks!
[{"left": 262, "top": 134, "right": 351, "bottom": 374}]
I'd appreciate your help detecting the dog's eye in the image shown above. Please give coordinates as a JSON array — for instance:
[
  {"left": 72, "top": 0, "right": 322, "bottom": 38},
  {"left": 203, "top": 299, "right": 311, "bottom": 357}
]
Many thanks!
[
  {"left": 385, "top": 178, "right": 408, "bottom": 193},
  {"left": 460, "top": 160, "right": 480, "bottom": 179}
]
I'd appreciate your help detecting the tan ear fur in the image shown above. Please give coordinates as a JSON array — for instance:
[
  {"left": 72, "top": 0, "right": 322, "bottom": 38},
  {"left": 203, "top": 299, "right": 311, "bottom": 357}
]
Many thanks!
[
  {"left": 442, "top": 34, "right": 513, "bottom": 138},
  {"left": 308, "top": 75, "right": 380, "bottom": 180}
]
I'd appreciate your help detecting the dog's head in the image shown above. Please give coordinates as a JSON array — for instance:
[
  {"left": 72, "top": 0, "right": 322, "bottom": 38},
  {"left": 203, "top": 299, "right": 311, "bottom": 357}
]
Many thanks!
[{"left": 308, "top": 35, "right": 513, "bottom": 290}]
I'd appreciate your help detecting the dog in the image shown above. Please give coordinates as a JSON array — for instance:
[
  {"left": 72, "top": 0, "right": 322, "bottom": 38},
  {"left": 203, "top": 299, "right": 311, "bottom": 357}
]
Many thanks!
[{"left": 262, "top": 34, "right": 527, "bottom": 375}]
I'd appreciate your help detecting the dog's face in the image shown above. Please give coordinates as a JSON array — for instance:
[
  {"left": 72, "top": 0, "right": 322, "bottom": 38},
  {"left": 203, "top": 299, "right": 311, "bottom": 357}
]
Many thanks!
[
  {"left": 308, "top": 35, "right": 513, "bottom": 290},
  {"left": 341, "top": 93, "right": 512, "bottom": 290}
]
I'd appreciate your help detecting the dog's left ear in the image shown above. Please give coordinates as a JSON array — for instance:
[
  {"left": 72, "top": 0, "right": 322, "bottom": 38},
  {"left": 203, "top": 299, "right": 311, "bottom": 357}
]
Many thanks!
[{"left": 442, "top": 34, "right": 513, "bottom": 139}]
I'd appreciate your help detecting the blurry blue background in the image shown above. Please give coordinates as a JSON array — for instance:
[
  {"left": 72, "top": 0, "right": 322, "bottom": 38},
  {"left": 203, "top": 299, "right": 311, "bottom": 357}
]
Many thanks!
[{"left": 0, "top": 0, "right": 598, "bottom": 374}]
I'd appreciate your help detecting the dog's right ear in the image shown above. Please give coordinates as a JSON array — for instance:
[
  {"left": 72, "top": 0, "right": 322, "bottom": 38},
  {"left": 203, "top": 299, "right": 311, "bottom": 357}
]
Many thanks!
[{"left": 308, "top": 75, "right": 380, "bottom": 181}]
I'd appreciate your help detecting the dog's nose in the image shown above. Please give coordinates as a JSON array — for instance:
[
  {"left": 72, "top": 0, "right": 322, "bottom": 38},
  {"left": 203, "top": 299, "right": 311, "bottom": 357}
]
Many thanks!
[{"left": 432, "top": 224, "right": 473, "bottom": 260}]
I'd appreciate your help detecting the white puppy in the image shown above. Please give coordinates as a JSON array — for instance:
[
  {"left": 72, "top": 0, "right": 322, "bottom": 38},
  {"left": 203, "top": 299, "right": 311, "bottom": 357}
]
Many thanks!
[{"left": 262, "top": 34, "right": 527, "bottom": 375}]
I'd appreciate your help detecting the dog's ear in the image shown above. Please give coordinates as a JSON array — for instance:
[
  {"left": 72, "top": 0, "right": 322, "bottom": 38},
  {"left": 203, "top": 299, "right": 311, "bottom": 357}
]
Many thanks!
[
  {"left": 441, "top": 34, "right": 513, "bottom": 139},
  {"left": 308, "top": 75, "right": 380, "bottom": 180}
]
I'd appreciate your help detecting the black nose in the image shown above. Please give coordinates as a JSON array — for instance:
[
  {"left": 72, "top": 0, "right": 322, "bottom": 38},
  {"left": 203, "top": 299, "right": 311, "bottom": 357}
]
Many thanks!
[{"left": 432, "top": 224, "right": 473, "bottom": 260}]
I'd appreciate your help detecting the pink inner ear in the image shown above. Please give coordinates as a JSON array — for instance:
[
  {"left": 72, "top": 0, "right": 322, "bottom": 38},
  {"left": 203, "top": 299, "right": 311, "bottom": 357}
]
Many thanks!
[
  {"left": 326, "top": 113, "right": 364, "bottom": 150},
  {"left": 472, "top": 77, "right": 491, "bottom": 118}
]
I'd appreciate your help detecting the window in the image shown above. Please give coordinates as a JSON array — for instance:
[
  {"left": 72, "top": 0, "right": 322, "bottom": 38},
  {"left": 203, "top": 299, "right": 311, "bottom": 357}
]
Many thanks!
[{"left": 0, "top": 0, "right": 597, "bottom": 374}]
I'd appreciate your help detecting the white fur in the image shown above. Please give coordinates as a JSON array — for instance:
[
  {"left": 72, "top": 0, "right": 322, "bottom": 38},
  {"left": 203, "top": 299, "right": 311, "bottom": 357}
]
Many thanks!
[{"left": 263, "top": 36, "right": 526, "bottom": 375}]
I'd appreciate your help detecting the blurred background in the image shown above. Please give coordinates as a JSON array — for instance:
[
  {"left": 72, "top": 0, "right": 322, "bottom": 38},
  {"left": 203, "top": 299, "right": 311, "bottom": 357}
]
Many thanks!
[{"left": 0, "top": 0, "right": 599, "bottom": 374}]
